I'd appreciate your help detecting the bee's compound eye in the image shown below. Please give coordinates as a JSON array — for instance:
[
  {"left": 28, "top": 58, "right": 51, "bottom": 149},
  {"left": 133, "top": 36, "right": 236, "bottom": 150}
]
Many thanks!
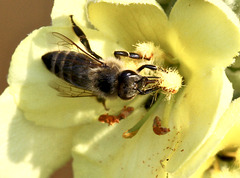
[
  {"left": 118, "top": 84, "right": 135, "bottom": 100},
  {"left": 118, "top": 70, "right": 142, "bottom": 100}
]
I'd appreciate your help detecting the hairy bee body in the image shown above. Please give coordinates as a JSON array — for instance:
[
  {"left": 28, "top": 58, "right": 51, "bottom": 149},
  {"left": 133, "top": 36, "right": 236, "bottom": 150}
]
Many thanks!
[
  {"left": 42, "top": 51, "right": 125, "bottom": 98},
  {"left": 42, "top": 15, "right": 160, "bottom": 101}
]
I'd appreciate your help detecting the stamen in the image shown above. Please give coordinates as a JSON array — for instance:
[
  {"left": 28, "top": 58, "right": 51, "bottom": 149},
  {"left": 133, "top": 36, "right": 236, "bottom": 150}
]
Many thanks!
[
  {"left": 155, "top": 67, "right": 183, "bottom": 96},
  {"left": 152, "top": 116, "right": 170, "bottom": 135},
  {"left": 123, "top": 95, "right": 165, "bottom": 138},
  {"left": 132, "top": 42, "right": 183, "bottom": 98},
  {"left": 98, "top": 106, "right": 134, "bottom": 126}
]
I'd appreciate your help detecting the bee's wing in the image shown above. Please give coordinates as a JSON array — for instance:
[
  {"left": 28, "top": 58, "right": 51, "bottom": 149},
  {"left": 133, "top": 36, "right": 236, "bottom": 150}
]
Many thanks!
[
  {"left": 53, "top": 32, "right": 84, "bottom": 52},
  {"left": 49, "top": 79, "right": 96, "bottom": 97},
  {"left": 52, "top": 32, "right": 104, "bottom": 65}
]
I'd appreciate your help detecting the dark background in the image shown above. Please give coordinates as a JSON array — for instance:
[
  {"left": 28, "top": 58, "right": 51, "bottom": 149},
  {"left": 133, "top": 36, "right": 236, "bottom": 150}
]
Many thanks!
[
  {"left": 0, "top": 1, "right": 52, "bottom": 94},
  {"left": 0, "top": 1, "right": 73, "bottom": 177}
]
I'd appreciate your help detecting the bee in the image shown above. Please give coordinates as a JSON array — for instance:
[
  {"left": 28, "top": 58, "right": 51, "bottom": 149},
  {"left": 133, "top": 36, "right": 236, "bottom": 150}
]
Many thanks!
[{"left": 42, "top": 15, "right": 160, "bottom": 107}]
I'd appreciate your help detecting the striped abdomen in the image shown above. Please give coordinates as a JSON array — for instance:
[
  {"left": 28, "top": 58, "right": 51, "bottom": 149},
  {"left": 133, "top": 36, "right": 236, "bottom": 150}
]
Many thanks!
[{"left": 42, "top": 51, "right": 100, "bottom": 89}]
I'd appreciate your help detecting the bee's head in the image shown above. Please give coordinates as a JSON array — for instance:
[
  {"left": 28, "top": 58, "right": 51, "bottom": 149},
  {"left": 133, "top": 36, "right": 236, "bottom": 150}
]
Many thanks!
[{"left": 118, "top": 70, "right": 148, "bottom": 100}]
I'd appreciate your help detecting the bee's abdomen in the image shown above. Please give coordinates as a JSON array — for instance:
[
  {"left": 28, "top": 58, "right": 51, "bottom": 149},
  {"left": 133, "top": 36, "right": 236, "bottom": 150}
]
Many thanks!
[
  {"left": 42, "top": 51, "right": 69, "bottom": 76},
  {"left": 42, "top": 51, "right": 94, "bottom": 89},
  {"left": 42, "top": 51, "right": 80, "bottom": 81}
]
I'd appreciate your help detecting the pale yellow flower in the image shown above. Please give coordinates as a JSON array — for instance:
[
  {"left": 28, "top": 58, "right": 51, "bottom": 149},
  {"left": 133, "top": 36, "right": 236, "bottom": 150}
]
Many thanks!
[{"left": 1, "top": 0, "right": 240, "bottom": 177}]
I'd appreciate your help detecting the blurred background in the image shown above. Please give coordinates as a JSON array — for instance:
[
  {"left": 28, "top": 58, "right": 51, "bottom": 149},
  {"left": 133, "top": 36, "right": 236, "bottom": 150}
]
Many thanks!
[
  {"left": 0, "top": 1, "right": 52, "bottom": 94},
  {"left": 0, "top": 1, "right": 73, "bottom": 177}
]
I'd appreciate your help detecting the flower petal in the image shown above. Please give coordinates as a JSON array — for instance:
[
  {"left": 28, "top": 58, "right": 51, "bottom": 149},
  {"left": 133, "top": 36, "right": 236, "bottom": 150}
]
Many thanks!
[
  {"left": 0, "top": 88, "right": 77, "bottom": 178},
  {"left": 165, "top": 68, "right": 233, "bottom": 176},
  {"left": 169, "top": 0, "right": 240, "bottom": 70},
  {"left": 87, "top": 0, "right": 169, "bottom": 50},
  {"left": 72, "top": 67, "right": 233, "bottom": 177},
  {"left": 72, "top": 108, "right": 174, "bottom": 178},
  {"left": 51, "top": 0, "right": 89, "bottom": 27},
  {"left": 8, "top": 26, "right": 129, "bottom": 128},
  {"left": 216, "top": 97, "right": 240, "bottom": 150},
  {"left": 71, "top": 56, "right": 233, "bottom": 178},
  {"left": 184, "top": 97, "right": 240, "bottom": 177}
]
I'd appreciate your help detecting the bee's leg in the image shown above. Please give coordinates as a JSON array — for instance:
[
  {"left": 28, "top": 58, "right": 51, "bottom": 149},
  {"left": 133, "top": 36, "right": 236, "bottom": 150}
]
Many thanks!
[
  {"left": 97, "top": 97, "right": 110, "bottom": 111},
  {"left": 144, "top": 93, "right": 160, "bottom": 109},
  {"left": 138, "top": 88, "right": 159, "bottom": 95},
  {"left": 136, "top": 64, "right": 157, "bottom": 73},
  {"left": 114, "top": 51, "right": 151, "bottom": 60},
  {"left": 114, "top": 51, "right": 141, "bottom": 59},
  {"left": 70, "top": 15, "right": 103, "bottom": 60},
  {"left": 114, "top": 51, "right": 152, "bottom": 60}
]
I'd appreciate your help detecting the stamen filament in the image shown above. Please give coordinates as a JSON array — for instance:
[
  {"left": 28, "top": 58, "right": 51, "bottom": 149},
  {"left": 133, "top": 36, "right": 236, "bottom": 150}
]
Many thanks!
[{"left": 123, "top": 94, "right": 165, "bottom": 138}]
